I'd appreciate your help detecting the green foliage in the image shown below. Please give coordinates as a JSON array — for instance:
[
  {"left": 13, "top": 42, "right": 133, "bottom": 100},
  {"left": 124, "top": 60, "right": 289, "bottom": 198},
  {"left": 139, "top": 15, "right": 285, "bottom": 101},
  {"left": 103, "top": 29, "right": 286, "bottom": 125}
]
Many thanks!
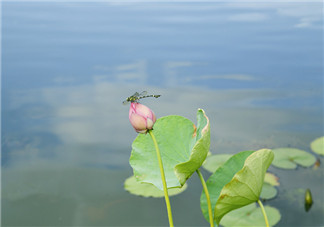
[
  {"left": 203, "top": 154, "right": 279, "bottom": 201},
  {"left": 264, "top": 172, "right": 280, "bottom": 186},
  {"left": 260, "top": 183, "right": 277, "bottom": 200},
  {"left": 213, "top": 149, "right": 274, "bottom": 224},
  {"left": 200, "top": 150, "right": 254, "bottom": 224},
  {"left": 272, "top": 148, "right": 316, "bottom": 169},
  {"left": 174, "top": 109, "right": 210, "bottom": 185},
  {"left": 202, "top": 154, "right": 232, "bottom": 173},
  {"left": 220, "top": 203, "right": 281, "bottom": 227},
  {"left": 129, "top": 109, "right": 210, "bottom": 190},
  {"left": 124, "top": 176, "right": 187, "bottom": 198},
  {"left": 127, "top": 104, "right": 321, "bottom": 226},
  {"left": 260, "top": 173, "right": 279, "bottom": 200},
  {"left": 310, "top": 136, "right": 324, "bottom": 156}
]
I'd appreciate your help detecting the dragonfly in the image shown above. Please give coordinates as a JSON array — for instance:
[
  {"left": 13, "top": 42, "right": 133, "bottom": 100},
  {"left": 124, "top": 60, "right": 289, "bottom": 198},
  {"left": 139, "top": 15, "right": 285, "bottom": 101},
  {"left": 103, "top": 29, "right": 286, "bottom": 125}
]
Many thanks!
[{"left": 123, "top": 91, "right": 161, "bottom": 105}]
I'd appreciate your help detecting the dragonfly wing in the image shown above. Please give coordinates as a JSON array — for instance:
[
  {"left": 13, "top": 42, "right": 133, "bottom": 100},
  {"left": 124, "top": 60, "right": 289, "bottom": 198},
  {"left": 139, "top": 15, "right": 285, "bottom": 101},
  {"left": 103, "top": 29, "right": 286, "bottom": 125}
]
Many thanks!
[{"left": 138, "top": 91, "right": 147, "bottom": 96}]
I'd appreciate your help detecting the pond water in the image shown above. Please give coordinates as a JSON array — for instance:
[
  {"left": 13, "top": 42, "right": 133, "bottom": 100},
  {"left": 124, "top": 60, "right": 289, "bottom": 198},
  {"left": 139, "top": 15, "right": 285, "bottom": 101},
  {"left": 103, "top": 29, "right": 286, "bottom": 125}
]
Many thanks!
[{"left": 2, "top": 1, "right": 323, "bottom": 226}]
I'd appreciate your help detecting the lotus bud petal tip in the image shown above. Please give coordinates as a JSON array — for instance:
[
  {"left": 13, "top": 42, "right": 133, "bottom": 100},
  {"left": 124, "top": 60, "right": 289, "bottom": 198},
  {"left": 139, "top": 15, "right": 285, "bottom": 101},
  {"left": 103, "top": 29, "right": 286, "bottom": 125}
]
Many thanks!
[{"left": 129, "top": 103, "right": 157, "bottom": 133}]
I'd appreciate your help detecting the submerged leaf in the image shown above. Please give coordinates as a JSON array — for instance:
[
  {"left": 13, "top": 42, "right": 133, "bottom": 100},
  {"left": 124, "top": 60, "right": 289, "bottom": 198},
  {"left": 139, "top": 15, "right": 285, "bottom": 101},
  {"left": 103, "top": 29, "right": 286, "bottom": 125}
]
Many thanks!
[
  {"left": 310, "top": 137, "right": 324, "bottom": 156},
  {"left": 124, "top": 176, "right": 187, "bottom": 198},
  {"left": 272, "top": 148, "right": 316, "bottom": 169},
  {"left": 220, "top": 203, "right": 281, "bottom": 227},
  {"left": 130, "top": 109, "right": 210, "bottom": 190},
  {"left": 214, "top": 149, "right": 274, "bottom": 225},
  {"left": 200, "top": 150, "right": 255, "bottom": 223},
  {"left": 202, "top": 154, "right": 232, "bottom": 173}
]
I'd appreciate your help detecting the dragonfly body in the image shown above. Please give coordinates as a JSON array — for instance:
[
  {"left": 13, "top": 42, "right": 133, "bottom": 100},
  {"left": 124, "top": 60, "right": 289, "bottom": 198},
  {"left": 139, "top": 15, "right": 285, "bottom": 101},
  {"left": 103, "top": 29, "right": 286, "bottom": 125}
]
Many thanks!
[{"left": 123, "top": 91, "right": 161, "bottom": 105}]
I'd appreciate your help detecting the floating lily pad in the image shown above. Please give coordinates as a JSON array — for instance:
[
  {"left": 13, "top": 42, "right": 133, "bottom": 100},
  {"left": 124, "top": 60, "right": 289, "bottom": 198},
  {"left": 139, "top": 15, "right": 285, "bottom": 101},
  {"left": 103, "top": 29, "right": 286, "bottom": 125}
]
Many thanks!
[
  {"left": 260, "top": 183, "right": 277, "bottom": 200},
  {"left": 130, "top": 109, "right": 210, "bottom": 190},
  {"left": 264, "top": 172, "right": 280, "bottom": 186},
  {"left": 260, "top": 173, "right": 279, "bottom": 200},
  {"left": 272, "top": 148, "right": 316, "bottom": 169},
  {"left": 124, "top": 176, "right": 187, "bottom": 198},
  {"left": 310, "top": 137, "right": 324, "bottom": 156},
  {"left": 220, "top": 203, "right": 281, "bottom": 227},
  {"left": 202, "top": 154, "right": 232, "bottom": 173},
  {"left": 214, "top": 149, "right": 274, "bottom": 224}
]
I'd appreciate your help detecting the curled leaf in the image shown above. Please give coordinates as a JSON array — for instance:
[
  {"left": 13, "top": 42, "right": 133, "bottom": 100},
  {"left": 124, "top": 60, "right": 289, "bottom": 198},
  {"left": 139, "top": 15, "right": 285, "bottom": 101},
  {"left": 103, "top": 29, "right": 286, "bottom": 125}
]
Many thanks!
[
  {"left": 200, "top": 150, "right": 255, "bottom": 223},
  {"left": 214, "top": 149, "right": 274, "bottom": 225},
  {"left": 130, "top": 109, "right": 210, "bottom": 190},
  {"left": 174, "top": 109, "right": 210, "bottom": 185}
]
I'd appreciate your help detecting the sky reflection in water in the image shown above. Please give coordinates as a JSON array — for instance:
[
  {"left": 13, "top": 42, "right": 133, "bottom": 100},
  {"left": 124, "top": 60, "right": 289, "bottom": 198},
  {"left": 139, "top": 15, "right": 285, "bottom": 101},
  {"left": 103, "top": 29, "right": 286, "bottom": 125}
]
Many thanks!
[{"left": 2, "top": 1, "right": 323, "bottom": 226}]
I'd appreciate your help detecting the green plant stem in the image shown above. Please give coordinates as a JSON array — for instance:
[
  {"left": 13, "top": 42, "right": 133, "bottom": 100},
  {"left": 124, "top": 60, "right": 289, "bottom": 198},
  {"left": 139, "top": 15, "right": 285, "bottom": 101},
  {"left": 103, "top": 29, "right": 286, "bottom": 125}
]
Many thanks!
[
  {"left": 196, "top": 169, "right": 214, "bottom": 227},
  {"left": 258, "top": 199, "right": 269, "bottom": 227},
  {"left": 148, "top": 130, "right": 174, "bottom": 227}
]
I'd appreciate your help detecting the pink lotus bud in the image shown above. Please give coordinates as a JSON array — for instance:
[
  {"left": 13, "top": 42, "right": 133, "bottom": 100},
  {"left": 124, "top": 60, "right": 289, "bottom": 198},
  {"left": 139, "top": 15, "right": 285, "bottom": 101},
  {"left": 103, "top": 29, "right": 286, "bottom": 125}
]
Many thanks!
[{"left": 129, "top": 102, "right": 157, "bottom": 133}]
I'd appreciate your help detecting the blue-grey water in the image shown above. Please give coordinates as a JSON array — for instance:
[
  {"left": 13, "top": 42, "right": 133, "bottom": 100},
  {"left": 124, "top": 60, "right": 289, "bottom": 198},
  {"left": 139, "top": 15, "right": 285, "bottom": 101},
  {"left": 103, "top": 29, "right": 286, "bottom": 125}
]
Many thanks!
[{"left": 2, "top": 2, "right": 323, "bottom": 226}]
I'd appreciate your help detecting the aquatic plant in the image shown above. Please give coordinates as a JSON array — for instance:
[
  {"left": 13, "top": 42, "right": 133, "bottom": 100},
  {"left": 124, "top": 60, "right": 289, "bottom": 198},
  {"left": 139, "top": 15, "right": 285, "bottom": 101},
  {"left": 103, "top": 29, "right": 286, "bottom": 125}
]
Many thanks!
[{"left": 123, "top": 91, "right": 321, "bottom": 226}]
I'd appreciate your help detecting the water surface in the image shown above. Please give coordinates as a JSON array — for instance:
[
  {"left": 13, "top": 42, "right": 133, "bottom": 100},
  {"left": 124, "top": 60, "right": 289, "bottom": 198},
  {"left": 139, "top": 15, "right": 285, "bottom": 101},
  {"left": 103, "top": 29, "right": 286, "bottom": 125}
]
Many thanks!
[{"left": 2, "top": 2, "right": 323, "bottom": 226}]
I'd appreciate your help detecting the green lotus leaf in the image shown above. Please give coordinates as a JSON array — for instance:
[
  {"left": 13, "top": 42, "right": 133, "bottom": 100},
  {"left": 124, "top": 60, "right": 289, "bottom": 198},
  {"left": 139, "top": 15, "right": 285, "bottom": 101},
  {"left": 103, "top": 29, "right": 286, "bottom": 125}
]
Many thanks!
[
  {"left": 202, "top": 154, "right": 232, "bottom": 173},
  {"left": 124, "top": 176, "right": 187, "bottom": 198},
  {"left": 214, "top": 149, "right": 274, "bottom": 225},
  {"left": 220, "top": 203, "right": 281, "bottom": 227},
  {"left": 272, "top": 148, "right": 316, "bottom": 169},
  {"left": 200, "top": 150, "right": 255, "bottom": 224},
  {"left": 310, "top": 137, "right": 324, "bottom": 156},
  {"left": 260, "top": 183, "right": 277, "bottom": 200},
  {"left": 130, "top": 109, "right": 210, "bottom": 190},
  {"left": 174, "top": 109, "right": 210, "bottom": 185}
]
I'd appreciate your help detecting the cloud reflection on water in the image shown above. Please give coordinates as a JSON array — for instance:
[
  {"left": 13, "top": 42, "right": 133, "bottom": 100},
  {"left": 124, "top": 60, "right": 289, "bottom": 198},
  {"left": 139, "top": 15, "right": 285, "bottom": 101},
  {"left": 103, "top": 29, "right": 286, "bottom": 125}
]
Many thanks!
[
  {"left": 3, "top": 77, "right": 321, "bottom": 169},
  {"left": 2, "top": 1, "right": 323, "bottom": 226},
  {"left": 2, "top": 78, "right": 323, "bottom": 226}
]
